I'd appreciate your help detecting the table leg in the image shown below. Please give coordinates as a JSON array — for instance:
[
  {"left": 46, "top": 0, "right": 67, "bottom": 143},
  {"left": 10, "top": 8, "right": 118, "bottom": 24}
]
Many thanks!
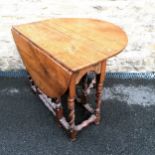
[
  {"left": 95, "top": 61, "right": 106, "bottom": 125},
  {"left": 68, "top": 75, "right": 77, "bottom": 141},
  {"left": 55, "top": 97, "right": 63, "bottom": 127},
  {"left": 81, "top": 75, "right": 88, "bottom": 104}
]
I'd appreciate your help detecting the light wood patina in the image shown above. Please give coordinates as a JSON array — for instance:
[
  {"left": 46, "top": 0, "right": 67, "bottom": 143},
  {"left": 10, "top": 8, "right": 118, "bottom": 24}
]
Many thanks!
[{"left": 12, "top": 18, "right": 128, "bottom": 140}]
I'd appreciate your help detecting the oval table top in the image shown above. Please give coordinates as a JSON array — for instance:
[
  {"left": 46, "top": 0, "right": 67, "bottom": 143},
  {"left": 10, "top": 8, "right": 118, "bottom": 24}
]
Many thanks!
[{"left": 13, "top": 18, "right": 128, "bottom": 72}]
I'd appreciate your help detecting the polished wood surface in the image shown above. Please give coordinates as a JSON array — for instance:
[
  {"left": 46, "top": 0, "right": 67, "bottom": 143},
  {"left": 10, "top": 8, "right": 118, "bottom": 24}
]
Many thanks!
[{"left": 12, "top": 18, "right": 128, "bottom": 72}]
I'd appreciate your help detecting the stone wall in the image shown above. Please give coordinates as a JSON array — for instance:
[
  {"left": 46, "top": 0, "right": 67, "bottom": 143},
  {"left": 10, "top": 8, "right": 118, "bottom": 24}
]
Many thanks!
[{"left": 0, "top": 0, "right": 155, "bottom": 71}]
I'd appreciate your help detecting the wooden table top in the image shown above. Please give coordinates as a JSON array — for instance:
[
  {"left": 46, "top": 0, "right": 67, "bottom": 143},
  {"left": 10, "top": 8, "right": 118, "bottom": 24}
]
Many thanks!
[{"left": 13, "top": 18, "right": 128, "bottom": 72}]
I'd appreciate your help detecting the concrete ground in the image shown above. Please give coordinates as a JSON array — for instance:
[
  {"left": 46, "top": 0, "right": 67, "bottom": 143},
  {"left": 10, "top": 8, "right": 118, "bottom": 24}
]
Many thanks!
[{"left": 0, "top": 0, "right": 155, "bottom": 71}]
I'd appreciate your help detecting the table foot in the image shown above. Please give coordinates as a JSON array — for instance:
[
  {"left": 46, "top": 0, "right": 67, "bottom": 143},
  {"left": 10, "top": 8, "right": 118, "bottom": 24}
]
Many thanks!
[
  {"left": 70, "top": 130, "right": 77, "bottom": 141},
  {"left": 95, "top": 114, "right": 101, "bottom": 125}
]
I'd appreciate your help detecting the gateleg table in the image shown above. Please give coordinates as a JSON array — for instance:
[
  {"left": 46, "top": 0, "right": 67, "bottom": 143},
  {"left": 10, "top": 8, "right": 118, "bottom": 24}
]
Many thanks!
[{"left": 12, "top": 18, "right": 128, "bottom": 140}]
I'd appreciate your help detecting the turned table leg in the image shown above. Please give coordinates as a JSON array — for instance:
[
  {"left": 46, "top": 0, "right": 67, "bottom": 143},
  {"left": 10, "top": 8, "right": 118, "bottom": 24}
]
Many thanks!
[
  {"left": 95, "top": 61, "right": 106, "bottom": 125},
  {"left": 68, "top": 75, "right": 77, "bottom": 141},
  {"left": 81, "top": 75, "right": 88, "bottom": 104},
  {"left": 55, "top": 97, "right": 63, "bottom": 127}
]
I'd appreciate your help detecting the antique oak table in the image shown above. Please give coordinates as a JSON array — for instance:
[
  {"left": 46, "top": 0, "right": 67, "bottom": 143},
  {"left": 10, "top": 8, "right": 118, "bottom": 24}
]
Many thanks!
[{"left": 12, "top": 18, "right": 128, "bottom": 141}]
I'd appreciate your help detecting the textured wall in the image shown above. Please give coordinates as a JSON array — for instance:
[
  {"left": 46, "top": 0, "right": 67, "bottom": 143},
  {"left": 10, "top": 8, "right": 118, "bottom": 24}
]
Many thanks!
[{"left": 0, "top": 0, "right": 155, "bottom": 71}]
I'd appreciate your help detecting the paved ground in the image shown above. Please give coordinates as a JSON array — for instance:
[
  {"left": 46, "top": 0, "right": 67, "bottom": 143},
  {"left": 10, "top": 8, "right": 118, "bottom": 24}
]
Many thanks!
[
  {"left": 0, "top": 0, "right": 155, "bottom": 71},
  {"left": 0, "top": 77, "right": 155, "bottom": 155}
]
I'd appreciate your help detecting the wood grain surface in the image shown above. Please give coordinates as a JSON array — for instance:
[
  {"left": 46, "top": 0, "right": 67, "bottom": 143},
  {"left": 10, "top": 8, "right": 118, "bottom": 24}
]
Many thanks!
[
  {"left": 12, "top": 29, "right": 72, "bottom": 97},
  {"left": 12, "top": 18, "right": 128, "bottom": 72}
]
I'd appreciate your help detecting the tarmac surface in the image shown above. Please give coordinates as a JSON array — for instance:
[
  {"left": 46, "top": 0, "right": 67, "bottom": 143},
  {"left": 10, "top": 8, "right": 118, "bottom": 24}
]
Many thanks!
[{"left": 0, "top": 77, "right": 155, "bottom": 155}]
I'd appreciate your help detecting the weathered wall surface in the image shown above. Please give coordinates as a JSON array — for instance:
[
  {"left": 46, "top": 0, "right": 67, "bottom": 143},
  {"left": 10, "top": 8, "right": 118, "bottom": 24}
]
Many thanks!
[{"left": 0, "top": 0, "right": 155, "bottom": 71}]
